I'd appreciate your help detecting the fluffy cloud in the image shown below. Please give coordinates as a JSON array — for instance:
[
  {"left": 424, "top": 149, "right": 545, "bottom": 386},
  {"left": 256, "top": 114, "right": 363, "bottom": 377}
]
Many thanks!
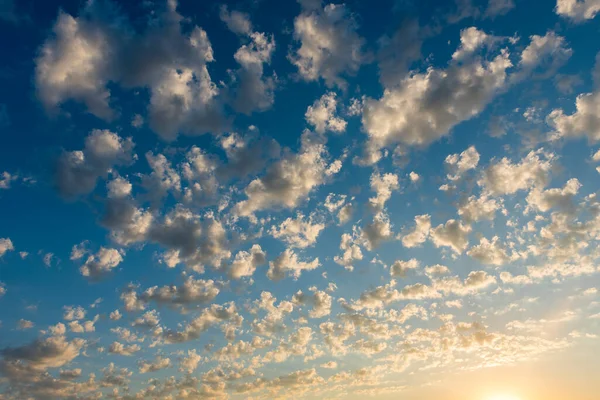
[
  {"left": 458, "top": 194, "right": 503, "bottom": 223},
  {"left": 390, "top": 259, "right": 420, "bottom": 277},
  {"left": 79, "top": 247, "right": 124, "bottom": 280},
  {"left": 229, "top": 245, "right": 267, "bottom": 279},
  {"left": 361, "top": 39, "right": 511, "bottom": 162},
  {"left": 1, "top": 335, "right": 85, "bottom": 370},
  {"left": 36, "top": 1, "right": 223, "bottom": 139},
  {"left": 234, "top": 134, "right": 339, "bottom": 218},
  {"left": 401, "top": 215, "right": 431, "bottom": 248},
  {"left": 526, "top": 178, "right": 581, "bottom": 213},
  {"left": 163, "top": 302, "right": 240, "bottom": 343},
  {"left": 289, "top": 2, "right": 366, "bottom": 88},
  {"left": 467, "top": 236, "right": 511, "bottom": 265},
  {"left": 108, "top": 341, "right": 141, "bottom": 356},
  {"left": 0, "top": 237, "right": 14, "bottom": 258},
  {"left": 305, "top": 92, "right": 347, "bottom": 134},
  {"left": 445, "top": 146, "right": 480, "bottom": 181},
  {"left": 267, "top": 249, "right": 320, "bottom": 281},
  {"left": 369, "top": 172, "right": 399, "bottom": 211},
  {"left": 56, "top": 130, "right": 134, "bottom": 198},
  {"left": 512, "top": 31, "right": 572, "bottom": 81},
  {"left": 548, "top": 90, "right": 600, "bottom": 142},
  {"left": 479, "top": 150, "right": 554, "bottom": 195},
  {"left": 270, "top": 214, "right": 325, "bottom": 248},
  {"left": 555, "top": 0, "right": 600, "bottom": 22},
  {"left": 138, "top": 277, "right": 220, "bottom": 308},
  {"left": 138, "top": 356, "right": 171, "bottom": 374},
  {"left": 430, "top": 219, "right": 472, "bottom": 253}
]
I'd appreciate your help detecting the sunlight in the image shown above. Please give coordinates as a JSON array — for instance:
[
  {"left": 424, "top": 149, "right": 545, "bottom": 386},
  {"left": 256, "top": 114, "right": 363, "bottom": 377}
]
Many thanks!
[{"left": 486, "top": 395, "right": 522, "bottom": 400}]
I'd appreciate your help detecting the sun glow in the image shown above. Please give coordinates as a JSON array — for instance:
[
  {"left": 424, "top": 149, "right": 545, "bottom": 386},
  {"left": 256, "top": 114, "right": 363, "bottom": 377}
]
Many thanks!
[{"left": 486, "top": 395, "right": 521, "bottom": 400}]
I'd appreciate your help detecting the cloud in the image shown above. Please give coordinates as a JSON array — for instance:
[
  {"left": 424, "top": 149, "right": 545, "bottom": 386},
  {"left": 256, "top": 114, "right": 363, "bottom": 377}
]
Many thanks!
[
  {"left": 228, "top": 245, "right": 267, "bottom": 279},
  {"left": 369, "top": 172, "right": 400, "bottom": 211},
  {"left": 36, "top": 0, "right": 224, "bottom": 139},
  {"left": 401, "top": 215, "right": 431, "bottom": 248},
  {"left": 390, "top": 259, "right": 420, "bottom": 278},
  {"left": 108, "top": 341, "right": 141, "bottom": 356},
  {"left": 267, "top": 249, "right": 320, "bottom": 281},
  {"left": 234, "top": 133, "right": 339, "bottom": 218},
  {"left": 305, "top": 92, "right": 347, "bottom": 134},
  {"left": 548, "top": 89, "right": 600, "bottom": 142},
  {"left": 430, "top": 219, "right": 472, "bottom": 254},
  {"left": 0, "top": 237, "right": 14, "bottom": 258},
  {"left": 512, "top": 31, "right": 572, "bottom": 82},
  {"left": 270, "top": 213, "right": 325, "bottom": 248},
  {"left": 138, "top": 356, "right": 171, "bottom": 374},
  {"left": 138, "top": 277, "right": 220, "bottom": 307},
  {"left": 478, "top": 149, "right": 554, "bottom": 195},
  {"left": 1, "top": 335, "right": 85, "bottom": 370},
  {"left": 219, "top": 6, "right": 252, "bottom": 35},
  {"left": 555, "top": 0, "right": 600, "bottom": 22},
  {"left": 79, "top": 247, "right": 124, "bottom": 280},
  {"left": 467, "top": 236, "right": 511, "bottom": 265},
  {"left": 289, "top": 1, "right": 367, "bottom": 88},
  {"left": 56, "top": 129, "right": 135, "bottom": 198},
  {"left": 361, "top": 38, "right": 511, "bottom": 162},
  {"left": 458, "top": 194, "right": 503, "bottom": 223},
  {"left": 163, "top": 302, "right": 240, "bottom": 344},
  {"left": 445, "top": 146, "right": 480, "bottom": 181}
]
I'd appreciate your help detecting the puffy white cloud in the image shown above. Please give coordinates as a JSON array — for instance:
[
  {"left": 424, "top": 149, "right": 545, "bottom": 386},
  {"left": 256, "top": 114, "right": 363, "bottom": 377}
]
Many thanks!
[
  {"left": 369, "top": 172, "right": 399, "bottom": 211},
  {"left": 163, "top": 302, "right": 240, "bottom": 343},
  {"left": 478, "top": 150, "right": 554, "bottom": 195},
  {"left": 467, "top": 236, "right": 511, "bottom": 265},
  {"left": 0, "top": 171, "right": 18, "bottom": 189},
  {"left": 17, "top": 319, "right": 34, "bottom": 330},
  {"left": 56, "top": 129, "right": 135, "bottom": 197},
  {"left": 390, "top": 259, "right": 420, "bottom": 278},
  {"left": 63, "top": 305, "right": 86, "bottom": 321},
  {"left": 79, "top": 247, "right": 124, "bottom": 280},
  {"left": 484, "top": 0, "right": 515, "bottom": 18},
  {"left": 513, "top": 31, "right": 572, "bottom": 81},
  {"left": 433, "top": 271, "right": 497, "bottom": 296},
  {"left": 361, "top": 212, "right": 393, "bottom": 251},
  {"left": 1, "top": 335, "right": 85, "bottom": 370},
  {"left": 401, "top": 214, "right": 431, "bottom": 248},
  {"left": 179, "top": 349, "right": 202, "bottom": 373},
  {"left": 526, "top": 178, "right": 581, "bottom": 213},
  {"left": 445, "top": 146, "right": 480, "bottom": 181},
  {"left": 219, "top": 5, "right": 252, "bottom": 36},
  {"left": 361, "top": 43, "right": 511, "bottom": 162},
  {"left": 267, "top": 249, "right": 320, "bottom": 281},
  {"left": 270, "top": 213, "right": 325, "bottom": 248},
  {"left": 499, "top": 271, "right": 533, "bottom": 285},
  {"left": 548, "top": 90, "right": 600, "bottom": 142},
  {"left": 555, "top": 0, "right": 600, "bottom": 22},
  {"left": 430, "top": 219, "right": 471, "bottom": 253},
  {"left": 289, "top": 2, "right": 366, "bottom": 88},
  {"left": 234, "top": 134, "right": 338, "bottom": 218},
  {"left": 36, "top": 1, "right": 224, "bottom": 139},
  {"left": 452, "top": 27, "right": 500, "bottom": 61},
  {"left": 230, "top": 28, "right": 277, "bottom": 114},
  {"left": 138, "top": 277, "right": 220, "bottom": 307},
  {"left": 337, "top": 203, "right": 354, "bottom": 225},
  {"left": 229, "top": 245, "right": 267, "bottom": 279},
  {"left": 334, "top": 232, "right": 363, "bottom": 270},
  {"left": 458, "top": 194, "right": 502, "bottom": 223},
  {"left": 108, "top": 341, "right": 141, "bottom": 356},
  {"left": 138, "top": 356, "right": 171, "bottom": 374},
  {"left": 305, "top": 92, "right": 347, "bottom": 134},
  {"left": 0, "top": 237, "right": 14, "bottom": 258}
]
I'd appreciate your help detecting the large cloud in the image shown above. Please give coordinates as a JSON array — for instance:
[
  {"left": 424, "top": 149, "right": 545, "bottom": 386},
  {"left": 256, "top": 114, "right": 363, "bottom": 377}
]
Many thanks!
[
  {"left": 36, "top": 0, "right": 224, "bottom": 139},
  {"left": 289, "top": 1, "right": 367, "bottom": 89}
]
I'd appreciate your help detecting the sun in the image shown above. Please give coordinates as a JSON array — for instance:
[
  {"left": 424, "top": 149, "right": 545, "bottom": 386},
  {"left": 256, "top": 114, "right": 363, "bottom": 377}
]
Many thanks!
[{"left": 486, "top": 395, "right": 521, "bottom": 400}]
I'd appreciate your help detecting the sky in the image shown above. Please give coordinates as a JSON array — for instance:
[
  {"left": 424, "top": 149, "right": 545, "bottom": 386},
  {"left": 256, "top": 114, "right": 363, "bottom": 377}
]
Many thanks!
[{"left": 0, "top": 0, "right": 600, "bottom": 399}]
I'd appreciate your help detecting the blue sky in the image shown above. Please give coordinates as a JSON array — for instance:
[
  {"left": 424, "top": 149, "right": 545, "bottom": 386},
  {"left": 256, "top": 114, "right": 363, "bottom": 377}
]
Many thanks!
[{"left": 1, "top": 0, "right": 600, "bottom": 399}]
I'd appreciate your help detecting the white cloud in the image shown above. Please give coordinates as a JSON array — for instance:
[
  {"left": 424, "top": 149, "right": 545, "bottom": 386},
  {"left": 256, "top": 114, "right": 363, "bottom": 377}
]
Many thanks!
[
  {"left": 479, "top": 150, "right": 554, "bottom": 195},
  {"left": 390, "top": 259, "right": 420, "bottom": 277},
  {"left": 430, "top": 219, "right": 472, "bottom": 254},
  {"left": 56, "top": 129, "right": 135, "bottom": 197},
  {"left": 445, "top": 146, "right": 480, "bottom": 181},
  {"left": 267, "top": 249, "right": 320, "bottom": 281},
  {"left": 305, "top": 92, "right": 347, "bottom": 134},
  {"left": 79, "top": 247, "right": 124, "bottom": 280},
  {"left": 401, "top": 214, "right": 431, "bottom": 248},
  {"left": 467, "top": 236, "right": 511, "bottom": 265},
  {"left": 369, "top": 172, "right": 399, "bottom": 211},
  {"left": 290, "top": 2, "right": 366, "bottom": 88},
  {"left": 555, "top": 0, "right": 600, "bottom": 22},
  {"left": 361, "top": 41, "right": 511, "bottom": 162},
  {"left": 270, "top": 213, "right": 325, "bottom": 248},
  {"left": 0, "top": 238, "right": 14, "bottom": 258},
  {"left": 229, "top": 245, "right": 267, "bottom": 279},
  {"left": 548, "top": 90, "right": 600, "bottom": 142},
  {"left": 458, "top": 194, "right": 502, "bottom": 223},
  {"left": 526, "top": 178, "right": 581, "bottom": 213},
  {"left": 138, "top": 356, "right": 171, "bottom": 374}
]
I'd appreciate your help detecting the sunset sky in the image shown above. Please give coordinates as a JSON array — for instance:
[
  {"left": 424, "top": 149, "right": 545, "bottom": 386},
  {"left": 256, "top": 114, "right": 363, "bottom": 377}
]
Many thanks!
[{"left": 1, "top": 0, "right": 600, "bottom": 399}]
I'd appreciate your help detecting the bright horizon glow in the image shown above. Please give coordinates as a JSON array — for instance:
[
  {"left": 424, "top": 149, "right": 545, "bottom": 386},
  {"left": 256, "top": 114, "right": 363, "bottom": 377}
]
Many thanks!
[{"left": 487, "top": 395, "right": 522, "bottom": 400}]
